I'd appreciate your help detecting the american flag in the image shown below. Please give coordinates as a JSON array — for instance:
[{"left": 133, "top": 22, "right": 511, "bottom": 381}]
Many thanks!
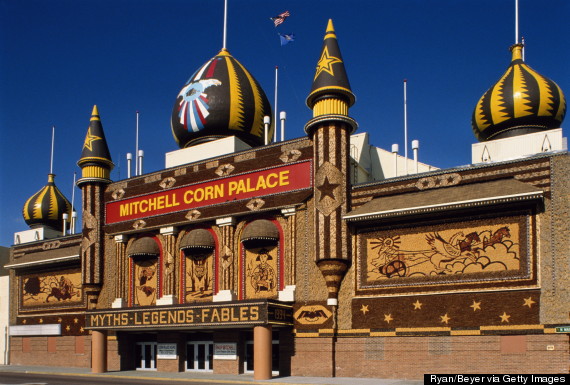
[{"left": 270, "top": 11, "right": 290, "bottom": 27}]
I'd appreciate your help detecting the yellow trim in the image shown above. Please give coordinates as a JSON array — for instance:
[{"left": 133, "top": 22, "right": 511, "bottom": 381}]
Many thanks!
[
  {"left": 225, "top": 56, "right": 245, "bottom": 132},
  {"left": 82, "top": 165, "right": 110, "bottom": 180},
  {"left": 313, "top": 98, "right": 348, "bottom": 117},
  {"left": 91, "top": 105, "right": 100, "bottom": 121},
  {"left": 490, "top": 67, "right": 512, "bottom": 125},
  {"left": 480, "top": 324, "right": 544, "bottom": 331},
  {"left": 450, "top": 330, "right": 481, "bottom": 336},
  {"left": 234, "top": 58, "right": 265, "bottom": 138},
  {"left": 396, "top": 327, "right": 451, "bottom": 333},
  {"left": 370, "top": 331, "right": 397, "bottom": 337},
  {"left": 325, "top": 19, "right": 337, "bottom": 39},
  {"left": 512, "top": 64, "right": 532, "bottom": 118},
  {"left": 554, "top": 82, "right": 566, "bottom": 121}
]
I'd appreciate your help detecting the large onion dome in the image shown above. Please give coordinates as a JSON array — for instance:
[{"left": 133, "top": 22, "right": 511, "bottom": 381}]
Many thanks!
[
  {"left": 171, "top": 49, "right": 273, "bottom": 148},
  {"left": 23, "top": 173, "right": 72, "bottom": 231},
  {"left": 472, "top": 44, "right": 566, "bottom": 141}
]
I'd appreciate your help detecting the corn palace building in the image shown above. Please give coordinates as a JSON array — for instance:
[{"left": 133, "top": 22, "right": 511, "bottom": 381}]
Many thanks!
[{"left": 7, "top": 19, "right": 569, "bottom": 379}]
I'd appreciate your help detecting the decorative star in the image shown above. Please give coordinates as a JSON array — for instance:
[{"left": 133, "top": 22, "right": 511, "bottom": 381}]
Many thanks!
[
  {"left": 314, "top": 46, "right": 342, "bottom": 80},
  {"left": 440, "top": 314, "right": 451, "bottom": 324},
  {"left": 39, "top": 318, "right": 44, "bottom": 324},
  {"left": 22, "top": 319, "right": 27, "bottom": 324},
  {"left": 80, "top": 327, "right": 84, "bottom": 333},
  {"left": 412, "top": 300, "right": 423, "bottom": 310},
  {"left": 523, "top": 297, "right": 536, "bottom": 308},
  {"left": 500, "top": 312, "right": 511, "bottom": 323},
  {"left": 83, "top": 127, "right": 102, "bottom": 151},
  {"left": 384, "top": 314, "right": 393, "bottom": 324},
  {"left": 318, "top": 176, "right": 339, "bottom": 201},
  {"left": 74, "top": 318, "right": 79, "bottom": 324},
  {"left": 360, "top": 304, "right": 369, "bottom": 315},
  {"left": 66, "top": 325, "right": 71, "bottom": 331},
  {"left": 58, "top": 317, "right": 62, "bottom": 323},
  {"left": 470, "top": 300, "right": 482, "bottom": 311}
]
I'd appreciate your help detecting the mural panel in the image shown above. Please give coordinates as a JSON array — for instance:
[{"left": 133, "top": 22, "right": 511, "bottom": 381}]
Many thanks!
[
  {"left": 185, "top": 253, "right": 213, "bottom": 302},
  {"left": 243, "top": 246, "right": 279, "bottom": 299},
  {"left": 21, "top": 269, "right": 82, "bottom": 309},
  {"left": 133, "top": 258, "right": 158, "bottom": 306},
  {"left": 356, "top": 214, "right": 534, "bottom": 295}
]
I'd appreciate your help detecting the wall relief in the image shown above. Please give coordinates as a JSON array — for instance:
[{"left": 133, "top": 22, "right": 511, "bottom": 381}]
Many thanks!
[{"left": 21, "top": 269, "right": 82, "bottom": 308}]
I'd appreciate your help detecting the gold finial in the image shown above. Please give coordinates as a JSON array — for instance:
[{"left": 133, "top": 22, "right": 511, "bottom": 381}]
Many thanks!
[
  {"left": 91, "top": 105, "right": 100, "bottom": 121},
  {"left": 325, "top": 19, "right": 336, "bottom": 39}
]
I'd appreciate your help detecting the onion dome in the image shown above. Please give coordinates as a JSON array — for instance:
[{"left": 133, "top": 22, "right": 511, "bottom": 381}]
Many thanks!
[
  {"left": 77, "top": 105, "right": 114, "bottom": 186},
  {"left": 23, "top": 173, "right": 72, "bottom": 231},
  {"left": 305, "top": 19, "right": 357, "bottom": 136},
  {"left": 472, "top": 44, "right": 566, "bottom": 141},
  {"left": 171, "top": 49, "right": 273, "bottom": 148}
]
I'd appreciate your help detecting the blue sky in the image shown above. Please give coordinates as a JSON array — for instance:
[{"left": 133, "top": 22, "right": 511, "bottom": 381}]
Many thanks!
[{"left": 1, "top": 0, "right": 568, "bottom": 247}]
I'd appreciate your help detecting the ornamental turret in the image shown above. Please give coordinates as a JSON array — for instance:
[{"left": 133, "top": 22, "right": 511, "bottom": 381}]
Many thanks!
[{"left": 306, "top": 20, "right": 357, "bottom": 306}]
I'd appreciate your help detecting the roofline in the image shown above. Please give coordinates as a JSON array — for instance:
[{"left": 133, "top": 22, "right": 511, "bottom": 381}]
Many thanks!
[
  {"left": 5, "top": 254, "right": 80, "bottom": 269},
  {"left": 343, "top": 191, "right": 543, "bottom": 222}
]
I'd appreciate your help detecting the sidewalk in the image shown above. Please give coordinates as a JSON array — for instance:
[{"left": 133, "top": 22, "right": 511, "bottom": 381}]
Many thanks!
[{"left": 0, "top": 365, "right": 423, "bottom": 385}]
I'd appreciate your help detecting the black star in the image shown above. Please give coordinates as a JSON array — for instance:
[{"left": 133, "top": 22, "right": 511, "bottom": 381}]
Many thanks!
[{"left": 318, "top": 176, "right": 339, "bottom": 201}]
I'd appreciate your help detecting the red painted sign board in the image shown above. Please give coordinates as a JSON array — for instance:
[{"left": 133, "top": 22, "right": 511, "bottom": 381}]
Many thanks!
[{"left": 106, "top": 161, "right": 312, "bottom": 224}]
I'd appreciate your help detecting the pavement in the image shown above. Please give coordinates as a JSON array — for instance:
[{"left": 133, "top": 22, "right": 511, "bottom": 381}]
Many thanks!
[{"left": 0, "top": 365, "right": 423, "bottom": 385}]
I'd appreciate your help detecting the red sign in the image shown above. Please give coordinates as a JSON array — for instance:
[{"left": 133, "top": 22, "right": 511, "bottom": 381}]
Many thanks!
[{"left": 106, "top": 161, "right": 312, "bottom": 224}]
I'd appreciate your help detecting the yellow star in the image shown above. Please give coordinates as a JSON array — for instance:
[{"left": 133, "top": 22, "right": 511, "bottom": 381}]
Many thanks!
[
  {"left": 360, "top": 304, "right": 369, "bottom": 315},
  {"left": 22, "top": 319, "right": 27, "bottom": 324},
  {"left": 384, "top": 314, "right": 393, "bottom": 324},
  {"left": 66, "top": 325, "right": 71, "bottom": 331},
  {"left": 523, "top": 297, "right": 536, "bottom": 308},
  {"left": 80, "top": 327, "right": 84, "bottom": 333},
  {"left": 500, "top": 312, "right": 511, "bottom": 323},
  {"left": 412, "top": 300, "right": 423, "bottom": 310},
  {"left": 470, "top": 300, "right": 482, "bottom": 311},
  {"left": 39, "top": 318, "right": 44, "bottom": 324},
  {"left": 58, "top": 317, "right": 62, "bottom": 323},
  {"left": 440, "top": 314, "right": 451, "bottom": 324},
  {"left": 83, "top": 127, "right": 102, "bottom": 151},
  {"left": 314, "top": 46, "right": 342, "bottom": 80},
  {"left": 74, "top": 318, "right": 79, "bottom": 324}
]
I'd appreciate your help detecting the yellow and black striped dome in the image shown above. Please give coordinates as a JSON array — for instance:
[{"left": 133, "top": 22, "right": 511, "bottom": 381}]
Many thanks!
[
  {"left": 171, "top": 49, "right": 273, "bottom": 148},
  {"left": 23, "top": 174, "right": 72, "bottom": 231},
  {"left": 472, "top": 44, "right": 566, "bottom": 141}
]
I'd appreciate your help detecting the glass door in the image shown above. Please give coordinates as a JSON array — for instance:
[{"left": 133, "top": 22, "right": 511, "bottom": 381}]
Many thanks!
[
  {"left": 135, "top": 342, "right": 157, "bottom": 370},
  {"left": 186, "top": 341, "right": 213, "bottom": 371},
  {"left": 243, "top": 340, "right": 279, "bottom": 375}
]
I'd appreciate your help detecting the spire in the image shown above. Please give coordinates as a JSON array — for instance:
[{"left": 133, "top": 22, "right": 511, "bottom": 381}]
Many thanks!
[
  {"left": 305, "top": 19, "right": 357, "bottom": 136},
  {"left": 306, "top": 19, "right": 355, "bottom": 113},
  {"left": 77, "top": 105, "right": 114, "bottom": 185}
]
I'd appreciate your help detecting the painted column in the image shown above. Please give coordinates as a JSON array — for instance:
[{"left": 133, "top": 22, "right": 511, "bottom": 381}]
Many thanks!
[
  {"left": 91, "top": 330, "right": 108, "bottom": 373},
  {"left": 305, "top": 20, "right": 356, "bottom": 306},
  {"left": 160, "top": 226, "right": 178, "bottom": 302},
  {"left": 253, "top": 325, "right": 272, "bottom": 380}
]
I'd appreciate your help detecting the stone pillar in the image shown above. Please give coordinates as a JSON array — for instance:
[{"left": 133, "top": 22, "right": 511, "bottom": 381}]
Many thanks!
[
  {"left": 253, "top": 325, "right": 272, "bottom": 380},
  {"left": 159, "top": 226, "right": 178, "bottom": 304},
  {"left": 112, "top": 235, "right": 127, "bottom": 308},
  {"left": 91, "top": 330, "right": 108, "bottom": 373},
  {"left": 216, "top": 217, "right": 236, "bottom": 293}
]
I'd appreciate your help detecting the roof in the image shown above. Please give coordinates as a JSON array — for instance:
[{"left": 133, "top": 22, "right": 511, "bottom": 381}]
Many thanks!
[{"left": 344, "top": 178, "right": 543, "bottom": 222}]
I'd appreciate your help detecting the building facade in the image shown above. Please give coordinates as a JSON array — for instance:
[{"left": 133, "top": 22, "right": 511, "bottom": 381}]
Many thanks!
[{"left": 7, "top": 20, "right": 569, "bottom": 380}]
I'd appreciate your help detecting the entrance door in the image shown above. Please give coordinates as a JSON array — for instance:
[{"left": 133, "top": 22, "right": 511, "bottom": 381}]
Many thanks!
[
  {"left": 186, "top": 341, "right": 213, "bottom": 371},
  {"left": 244, "top": 340, "right": 279, "bottom": 375},
  {"left": 135, "top": 342, "right": 157, "bottom": 370}
]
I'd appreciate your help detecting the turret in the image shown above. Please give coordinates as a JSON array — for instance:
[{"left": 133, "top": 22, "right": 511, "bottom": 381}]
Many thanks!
[{"left": 306, "top": 20, "right": 357, "bottom": 306}]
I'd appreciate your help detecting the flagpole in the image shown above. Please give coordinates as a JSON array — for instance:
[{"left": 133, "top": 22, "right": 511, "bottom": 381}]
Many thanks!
[
  {"left": 515, "top": 0, "right": 519, "bottom": 44},
  {"left": 403, "top": 79, "right": 408, "bottom": 175},
  {"left": 522, "top": 36, "right": 525, "bottom": 61},
  {"left": 50, "top": 125, "right": 55, "bottom": 174},
  {"left": 135, "top": 110, "right": 139, "bottom": 176},
  {"left": 223, "top": 0, "right": 228, "bottom": 49},
  {"left": 274, "top": 66, "right": 278, "bottom": 142}
]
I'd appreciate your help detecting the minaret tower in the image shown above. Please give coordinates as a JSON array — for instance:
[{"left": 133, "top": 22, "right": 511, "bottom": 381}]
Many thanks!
[
  {"left": 305, "top": 20, "right": 357, "bottom": 306},
  {"left": 76, "top": 105, "right": 114, "bottom": 308}
]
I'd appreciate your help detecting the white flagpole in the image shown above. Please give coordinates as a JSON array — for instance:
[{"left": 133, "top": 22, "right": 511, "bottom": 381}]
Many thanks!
[
  {"left": 50, "top": 125, "right": 55, "bottom": 174},
  {"left": 522, "top": 36, "right": 525, "bottom": 61},
  {"left": 403, "top": 79, "right": 408, "bottom": 175},
  {"left": 274, "top": 66, "right": 278, "bottom": 142},
  {"left": 71, "top": 172, "right": 76, "bottom": 234},
  {"left": 223, "top": 0, "right": 228, "bottom": 49},
  {"left": 515, "top": 0, "right": 519, "bottom": 44},
  {"left": 135, "top": 110, "right": 139, "bottom": 176}
]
